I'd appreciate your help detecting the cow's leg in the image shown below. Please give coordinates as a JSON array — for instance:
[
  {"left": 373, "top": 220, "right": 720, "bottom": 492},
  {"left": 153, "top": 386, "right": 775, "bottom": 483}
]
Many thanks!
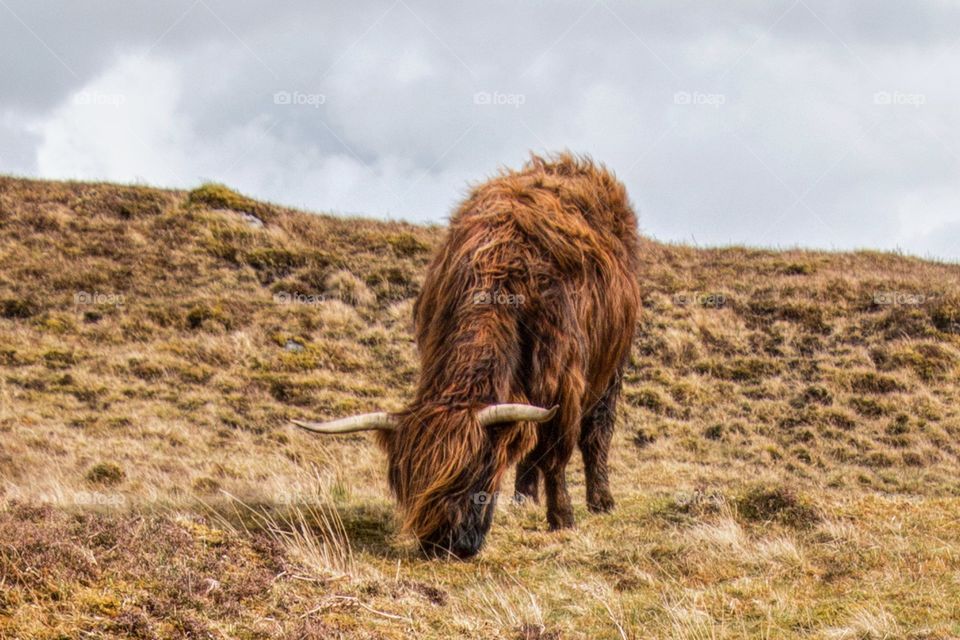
[
  {"left": 539, "top": 391, "right": 581, "bottom": 530},
  {"left": 523, "top": 314, "right": 582, "bottom": 530},
  {"left": 579, "top": 372, "right": 623, "bottom": 513},
  {"left": 513, "top": 393, "right": 579, "bottom": 529},
  {"left": 542, "top": 448, "right": 575, "bottom": 530},
  {"left": 514, "top": 450, "right": 540, "bottom": 504}
]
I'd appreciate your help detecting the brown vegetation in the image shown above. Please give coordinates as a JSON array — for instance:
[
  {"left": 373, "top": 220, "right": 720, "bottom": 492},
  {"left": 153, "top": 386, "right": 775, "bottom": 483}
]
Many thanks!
[{"left": 2, "top": 175, "right": 960, "bottom": 638}]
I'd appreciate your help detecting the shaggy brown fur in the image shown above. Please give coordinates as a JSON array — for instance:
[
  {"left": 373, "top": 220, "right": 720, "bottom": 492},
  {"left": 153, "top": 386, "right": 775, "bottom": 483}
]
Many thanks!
[{"left": 378, "top": 153, "right": 641, "bottom": 557}]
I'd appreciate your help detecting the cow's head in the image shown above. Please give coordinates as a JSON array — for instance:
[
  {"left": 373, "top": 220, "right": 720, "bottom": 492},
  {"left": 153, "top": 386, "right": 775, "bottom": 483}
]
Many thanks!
[{"left": 292, "top": 403, "right": 555, "bottom": 558}]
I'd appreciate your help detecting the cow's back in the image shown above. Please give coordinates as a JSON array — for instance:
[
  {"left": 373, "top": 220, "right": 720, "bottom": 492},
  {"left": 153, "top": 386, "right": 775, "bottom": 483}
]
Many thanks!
[{"left": 414, "top": 153, "right": 640, "bottom": 411}]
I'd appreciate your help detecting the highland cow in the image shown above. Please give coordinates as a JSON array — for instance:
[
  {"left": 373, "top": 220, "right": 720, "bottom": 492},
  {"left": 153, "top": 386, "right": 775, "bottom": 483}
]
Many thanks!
[{"left": 294, "top": 153, "right": 641, "bottom": 558}]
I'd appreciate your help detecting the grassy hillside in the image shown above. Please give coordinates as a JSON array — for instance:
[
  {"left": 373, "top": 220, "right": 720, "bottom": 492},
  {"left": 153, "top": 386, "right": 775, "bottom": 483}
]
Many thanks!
[{"left": 2, "top": 175, "right": 960, "bottom": 639}]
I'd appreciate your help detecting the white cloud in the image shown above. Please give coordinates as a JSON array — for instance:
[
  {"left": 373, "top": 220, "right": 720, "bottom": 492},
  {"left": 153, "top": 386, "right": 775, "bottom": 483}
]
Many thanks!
[
  {"left": 34, "top": 54, "right": 189, "bottom": 185},
  {"left": 3, "top": 0, "right": 959, "bottom": 259}
]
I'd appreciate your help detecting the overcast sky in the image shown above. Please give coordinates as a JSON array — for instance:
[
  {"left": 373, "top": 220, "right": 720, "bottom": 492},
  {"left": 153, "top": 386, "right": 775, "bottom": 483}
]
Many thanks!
[{"left": 1, "top": 1, "right": 958, "bottom": 259}]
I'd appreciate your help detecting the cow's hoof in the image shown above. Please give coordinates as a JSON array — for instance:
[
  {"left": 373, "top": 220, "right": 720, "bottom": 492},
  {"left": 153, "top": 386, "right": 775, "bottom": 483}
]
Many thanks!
[
  {"left": 587, "top": 493, "right": 615, "bottom": 513},
  {"left": 547, "top": 511, "right": 575, "bottom": 530}
]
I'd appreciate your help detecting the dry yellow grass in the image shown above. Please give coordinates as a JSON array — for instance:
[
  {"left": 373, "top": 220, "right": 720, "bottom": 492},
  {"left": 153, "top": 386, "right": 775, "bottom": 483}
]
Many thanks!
[{"left": 2, "top": 176, "right": 960, "bottom": 638}]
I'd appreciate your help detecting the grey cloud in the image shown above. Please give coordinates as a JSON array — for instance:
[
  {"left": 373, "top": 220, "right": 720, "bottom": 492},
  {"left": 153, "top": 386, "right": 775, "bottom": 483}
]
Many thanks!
[{"left": 1, "top": 0, "right": 959, "bottom": 258}]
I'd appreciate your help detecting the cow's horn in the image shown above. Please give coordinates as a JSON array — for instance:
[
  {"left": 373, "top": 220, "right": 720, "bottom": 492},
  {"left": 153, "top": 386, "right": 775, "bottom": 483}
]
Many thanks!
[
  {"left": 477, "top": 403, "right": 559, "bottom": 426},
  {"left": 291, "top": 412, "right": 396, "bottom": 434}
]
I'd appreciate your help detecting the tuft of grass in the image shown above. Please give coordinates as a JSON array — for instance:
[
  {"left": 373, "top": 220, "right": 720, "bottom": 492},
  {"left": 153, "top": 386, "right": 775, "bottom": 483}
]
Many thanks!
[
  {"left": 695, "top": 357, "right": 779, "bottom": 382},
  {"left": 625, "top": 387, "right": 669, "bottom": 413},
  {"left": 86, "top": 462, "right": 125, "bottom": 486},
  {"left": 387, "top": 233, "right": 430, "bottom": 257},
  {"left": 1, "top": 297, "right": 38, "bottom": 319},
  {"left": 930, "top": 293, "right": 960, "bottom": 334},
  {"left": 792, "top": 384, "right": 833, "bottom": 407},
  {"left": 847, "top": 371, "right": 905, "bottom": 394},
  {"left": 187, "top": 182, "right": 275, "bottom": 223},
  {"left": 736, "top": 482, "right": 821, "bottom": 528},
  {"left": 184, "top": 302, "right": 232, "bottom": 331},
  {"left": 325, "top": 269, "right": 377, "bottom": 307},
  {"left": 215, "top": 490, "right": 357, "bottom": 581},
  {"left": 877, "top": 342, "right": 959, "bottom": 381},
  {"left": 632, "top": 428, "right": 656, "bottom": 448}
]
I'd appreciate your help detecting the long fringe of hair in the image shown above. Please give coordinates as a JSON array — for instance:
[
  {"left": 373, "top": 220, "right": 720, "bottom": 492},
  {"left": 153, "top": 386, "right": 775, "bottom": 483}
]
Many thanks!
[{"left": 381, "top": 152, "right": 641, "bottom": 539}]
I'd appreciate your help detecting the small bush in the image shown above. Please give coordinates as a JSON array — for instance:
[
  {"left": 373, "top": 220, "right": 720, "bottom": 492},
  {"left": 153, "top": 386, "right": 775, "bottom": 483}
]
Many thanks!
[
  {"left": 792, "top": 385, "right": 833, "bottom": 408},
  {"left": 849, "top": 372, "right": 904, "bottom": 394},
  {"left": 185, "top": 304, "right": 230, "bottom": 331},
  {"left": 87, "top": 462, "right": 125, "bottom": 486},
  {"left": 365, "top": 266, "right": 419, "bottom": 302},
  {"left": 0, "top": 347, "right": 23, "bottom": 366},
  {"left": 0, "top": 298, "right": 38, "bottom": 319},
  {"left": 85, "top": 188, "right": 169, "bottom": 219},
  {"left": 848, "top": 396, "right": 888, "bottom": 418},
  {"left": 703, "top": 424, "right": 724, "bottom": 440},
  {"left": 264, "top": 376, "right": 319, "bottom": 406},
  {"left": 632, "top": 428, "right": 656, "bottom": 448},
  {"left": 882, "top": 343, "right": 958, "bottom": 381},
  {"left": 188, "top": 183, "right": 273, "bottom": 222},
  {"left": 886, "top": 414, "right": 910, "bottom": 435},
  {"left": 930, "top": 294, "right": 960, "bottom": 334},
  {"left": 902, "top": 451, "right": 924, "bottom": 467},
  {"left": 863, "top": 451, "right": 895, "bottom": 468},
  {"left": 192, "top": 477, "right": 221, "bottom": 494},
  {"left": 41, "top": 349, "right": 77, "bottom": 369},
  {"left": 387, "top": 233, "right": 430, "bottom": 256},
  {"left": 747, "top": 298, "right": 831, "bottom": 334},
  {"left": 324, "top": 270, "right": 376, "bottom": 307},
  {"left": 872, "top": 307, "right": 935, "bottom": 339},
  {"left": 794, "top": 334, "right": 824, "bottom": 355},
  {"left": 245, "top": 246, "right": 305, "bottom": 274},
  {"left": 626, "top": 387, "right": 668, "bottom": 413},
  {"left": 736, "top": 483, "right": 820, "bottom": 528},
  {"left": 128, "top": 358, "right": 164, "bottom": 381},
  {"left": 779, "top": 262, "right": 815, "bottom": 276},
  {"left": 695, "top": 357, "right": 778, "bottom": 383}
]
